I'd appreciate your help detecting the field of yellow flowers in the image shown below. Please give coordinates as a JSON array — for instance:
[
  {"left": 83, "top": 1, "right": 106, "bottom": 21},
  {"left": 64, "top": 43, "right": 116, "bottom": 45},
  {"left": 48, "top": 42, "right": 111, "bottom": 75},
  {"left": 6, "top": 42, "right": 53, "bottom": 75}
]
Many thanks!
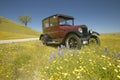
[{"left": 0, "top": 33, "right": 120, "bottom": 80}]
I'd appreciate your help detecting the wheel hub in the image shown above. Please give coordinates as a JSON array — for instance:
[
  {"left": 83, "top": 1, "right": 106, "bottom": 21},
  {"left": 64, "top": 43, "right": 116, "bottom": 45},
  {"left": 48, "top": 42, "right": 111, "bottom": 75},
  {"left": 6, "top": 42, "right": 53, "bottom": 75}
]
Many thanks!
[{"left": 69, "top": 38, "right": 77, "bottom": 47}]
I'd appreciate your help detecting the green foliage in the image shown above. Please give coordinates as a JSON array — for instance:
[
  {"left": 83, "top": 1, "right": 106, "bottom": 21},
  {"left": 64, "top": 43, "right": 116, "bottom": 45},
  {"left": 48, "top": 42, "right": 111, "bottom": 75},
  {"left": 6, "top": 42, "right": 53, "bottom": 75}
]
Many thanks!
[
  {"left": 18, "top": 15, "right": 32, "bottom": 26},
  {"left": 14, "top": 54, "right": 31, "bottom": 67}
]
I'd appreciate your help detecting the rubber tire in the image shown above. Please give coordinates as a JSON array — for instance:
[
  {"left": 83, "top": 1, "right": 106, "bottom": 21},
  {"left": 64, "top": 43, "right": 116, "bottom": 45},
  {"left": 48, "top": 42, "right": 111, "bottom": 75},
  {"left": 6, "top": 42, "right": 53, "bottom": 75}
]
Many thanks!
[
  {"left": 89, "top": 35, "right": 100, "bottom": 45},
  {"left": 65, "top": 34, "right": 82, "bottom": 49},
  {"left": 41, "top": 36, "right": 47, "bottom": 45}
]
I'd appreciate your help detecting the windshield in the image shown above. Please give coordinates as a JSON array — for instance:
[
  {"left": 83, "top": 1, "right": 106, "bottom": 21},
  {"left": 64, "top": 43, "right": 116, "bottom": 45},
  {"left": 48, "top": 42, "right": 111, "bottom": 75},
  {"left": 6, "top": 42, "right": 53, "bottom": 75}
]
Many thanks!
[{"left": 59, "top": 18, "right": 74, "bottom": 26}]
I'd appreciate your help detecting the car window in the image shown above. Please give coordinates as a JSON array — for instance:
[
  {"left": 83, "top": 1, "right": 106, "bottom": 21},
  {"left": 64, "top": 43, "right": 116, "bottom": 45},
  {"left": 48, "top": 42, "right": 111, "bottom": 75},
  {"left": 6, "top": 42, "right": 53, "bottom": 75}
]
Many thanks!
[
  {"left": 60, "top": 18, "right": 65, "bottom": 25},
  {"left": 43, "top": 19, "right": 49, "bottom": 28},
  {"left": 59, "top": 18, "right": 73, "bottom": 26},
  {"left": 50, "top": 16, "right": 57, "bottom": 27}
]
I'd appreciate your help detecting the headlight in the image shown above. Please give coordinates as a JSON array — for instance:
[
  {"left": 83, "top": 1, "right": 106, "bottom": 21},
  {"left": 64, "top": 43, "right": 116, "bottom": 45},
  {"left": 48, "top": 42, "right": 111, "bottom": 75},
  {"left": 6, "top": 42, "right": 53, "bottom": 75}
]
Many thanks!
[
  {"left": 89, "top": 29, "right": 93, "bottom": 33},
  {"left": 78, "top": 28, "right": 82, "bottom": 33}
]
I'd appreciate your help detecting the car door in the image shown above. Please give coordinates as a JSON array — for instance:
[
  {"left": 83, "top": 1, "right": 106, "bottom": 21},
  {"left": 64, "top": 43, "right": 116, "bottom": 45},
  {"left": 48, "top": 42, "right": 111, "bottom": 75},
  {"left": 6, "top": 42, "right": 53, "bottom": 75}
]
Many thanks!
[{"left": 47, "top": 16, "right": 59, "bottom": 39}]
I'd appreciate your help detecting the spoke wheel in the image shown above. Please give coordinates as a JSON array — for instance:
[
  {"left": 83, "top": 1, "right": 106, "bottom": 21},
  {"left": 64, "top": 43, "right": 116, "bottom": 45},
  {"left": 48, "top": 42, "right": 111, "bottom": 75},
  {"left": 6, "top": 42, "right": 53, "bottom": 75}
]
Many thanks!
[
  {"left": 41, "top": 36, "right": 47, "bottom": 45},
  {"left": 89, "top": 36, "right": 100, "bottom": 45},
  {"left": 66, "top": 34, "right": 81, "bottom": 49},
  {"left": 68, "top": 38, "right": 77, "bottom": 48}
]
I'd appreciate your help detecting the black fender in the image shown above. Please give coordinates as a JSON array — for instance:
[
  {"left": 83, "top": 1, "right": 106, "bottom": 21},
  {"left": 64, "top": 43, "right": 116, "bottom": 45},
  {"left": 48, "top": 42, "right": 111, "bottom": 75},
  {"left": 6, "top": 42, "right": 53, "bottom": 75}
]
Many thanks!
[
  {"left": 39, "top": 34, "right": 43, "bottom": 40},
  {"left": 89, "top": 31, "right": 100, "bottom": 44},
  {"left": 90, "top": 31, "right": 100, "bottom": 36},
  {"left": 89, "top": 35, "right": 100, "bottom": 45},
  {"left": 39, "top": 34, "right": 50, "bottom": 40}
]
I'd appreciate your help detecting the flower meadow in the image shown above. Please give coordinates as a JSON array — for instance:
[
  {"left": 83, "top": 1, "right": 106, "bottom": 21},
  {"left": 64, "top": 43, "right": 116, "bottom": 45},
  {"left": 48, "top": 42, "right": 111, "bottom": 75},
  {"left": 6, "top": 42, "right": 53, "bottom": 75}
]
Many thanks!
[
  {"left": 39, "top": 45, "right": 120, "bottom": 80},
  {"left": 0, "top": 41, "right": 55, "bottom": 80},
  {"left": 0, "top": 33, "right": 120, "bottom": 80}
]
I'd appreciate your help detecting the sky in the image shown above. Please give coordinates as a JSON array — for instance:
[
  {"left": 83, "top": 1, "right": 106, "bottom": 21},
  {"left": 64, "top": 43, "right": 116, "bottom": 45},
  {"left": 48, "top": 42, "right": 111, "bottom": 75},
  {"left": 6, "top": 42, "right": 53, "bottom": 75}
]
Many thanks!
[{"left": 0, "top": 0, "right": 120, "bottom": 33}]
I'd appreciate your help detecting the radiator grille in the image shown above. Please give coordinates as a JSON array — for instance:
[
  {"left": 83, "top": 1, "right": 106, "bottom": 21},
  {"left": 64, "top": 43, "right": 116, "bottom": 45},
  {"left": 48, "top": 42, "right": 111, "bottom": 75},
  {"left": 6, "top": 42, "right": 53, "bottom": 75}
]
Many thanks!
[{"left": 81, "top": 25, "right": 88, "bottom": 36}]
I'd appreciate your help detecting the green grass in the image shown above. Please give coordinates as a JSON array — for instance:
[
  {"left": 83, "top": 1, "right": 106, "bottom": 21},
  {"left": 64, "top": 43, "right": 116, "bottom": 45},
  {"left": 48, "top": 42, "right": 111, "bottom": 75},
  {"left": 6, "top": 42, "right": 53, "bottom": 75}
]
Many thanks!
[
  {"left": 0, "top": 33, "right": 120, "bottom": 80},
  {"left": 0, "top": 16, "right": 40, "bottom": 40},
  {"left": 100, "top": 33, "right": 120, "bottom": 52},
  {"left": 0, "top": 41, "right": 55, "bottom": 80}
]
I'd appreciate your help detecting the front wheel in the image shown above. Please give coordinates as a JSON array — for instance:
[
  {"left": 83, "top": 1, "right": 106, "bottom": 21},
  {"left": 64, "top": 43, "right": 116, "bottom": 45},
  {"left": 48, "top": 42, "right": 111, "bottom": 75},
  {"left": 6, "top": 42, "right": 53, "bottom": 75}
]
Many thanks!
[
  {"left": 89, "top": 35, "right": 100, "bottom": 45},
  {"left": 65, "top": 34, "right": 82, "bottom": 49}
]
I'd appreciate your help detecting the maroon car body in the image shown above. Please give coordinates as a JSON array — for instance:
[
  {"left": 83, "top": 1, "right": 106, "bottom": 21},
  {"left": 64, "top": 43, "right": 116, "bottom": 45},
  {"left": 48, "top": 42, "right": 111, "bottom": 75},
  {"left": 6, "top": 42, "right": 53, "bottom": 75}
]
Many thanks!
[{"left": 40, "top": 14, "right": 100, "bottom": 48}]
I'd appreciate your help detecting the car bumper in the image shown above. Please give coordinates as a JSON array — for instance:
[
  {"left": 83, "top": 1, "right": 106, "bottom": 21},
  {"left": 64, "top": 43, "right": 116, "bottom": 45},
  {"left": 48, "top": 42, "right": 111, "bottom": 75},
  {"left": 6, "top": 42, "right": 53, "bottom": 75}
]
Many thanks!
[
  {"left": 81, "top": 36, "right": 90, "bottom": 45},
  {"left": 82, "top": 40, "right": 88, "bottom": 44}
]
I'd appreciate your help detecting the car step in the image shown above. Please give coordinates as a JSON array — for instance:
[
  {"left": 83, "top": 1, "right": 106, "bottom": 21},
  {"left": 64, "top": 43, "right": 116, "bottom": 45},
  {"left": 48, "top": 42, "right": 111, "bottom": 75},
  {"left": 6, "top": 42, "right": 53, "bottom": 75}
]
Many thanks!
[{"left": 47, "top": 41, "right": 61, "bottom": 44}]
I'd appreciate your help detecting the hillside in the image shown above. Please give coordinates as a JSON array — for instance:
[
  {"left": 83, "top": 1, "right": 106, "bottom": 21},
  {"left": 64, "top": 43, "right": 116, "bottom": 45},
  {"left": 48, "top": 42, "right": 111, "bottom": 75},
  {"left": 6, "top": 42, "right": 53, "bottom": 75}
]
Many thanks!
[{"left": 0, "top": 16, "right": 40, "bottom": 40}]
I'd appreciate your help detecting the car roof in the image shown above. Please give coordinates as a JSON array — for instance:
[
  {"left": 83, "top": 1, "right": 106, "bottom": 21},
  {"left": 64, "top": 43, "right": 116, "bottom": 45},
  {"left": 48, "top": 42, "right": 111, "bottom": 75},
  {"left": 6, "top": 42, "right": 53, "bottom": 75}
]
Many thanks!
[{"left": 42, "top": 14, "right": 74, "bottom": 21}]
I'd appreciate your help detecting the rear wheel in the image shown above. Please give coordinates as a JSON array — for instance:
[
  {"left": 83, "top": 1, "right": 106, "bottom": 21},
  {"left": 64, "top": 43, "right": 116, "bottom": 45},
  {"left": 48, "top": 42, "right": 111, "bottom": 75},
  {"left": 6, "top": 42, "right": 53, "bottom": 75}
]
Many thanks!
[
  {"left": 41, "top": 36, "right": 47, "bottom": 45},
  {"left": 65, "top": 34, "right": 82, "bottom": 49}
]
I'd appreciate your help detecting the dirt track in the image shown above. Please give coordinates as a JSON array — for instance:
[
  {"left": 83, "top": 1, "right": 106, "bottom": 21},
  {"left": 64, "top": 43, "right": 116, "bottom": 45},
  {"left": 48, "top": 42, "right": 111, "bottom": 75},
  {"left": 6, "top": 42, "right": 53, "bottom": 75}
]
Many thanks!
[{"left": 0, "top": 38, "right": 39, "bottom": 44}]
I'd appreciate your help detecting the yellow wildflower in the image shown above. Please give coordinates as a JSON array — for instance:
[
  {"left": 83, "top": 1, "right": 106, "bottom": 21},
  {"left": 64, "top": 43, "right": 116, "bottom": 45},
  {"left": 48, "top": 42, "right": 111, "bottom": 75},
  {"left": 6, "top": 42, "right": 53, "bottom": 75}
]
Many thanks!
[
  {"left": 64, "top": 59, "right": 68, "bottom": 62},
  {"left": 77, "top": 61, "right": 79, "bottom": 64},
  {"left": 53, "top": 60, "right": 56, "bottom": 63},
  {"left": 101, "top": 55, "right": 106, "bottom": 58},
  {"left": 108, "top": 62, "right": 112, "bottom": 66},
  {"left": 117, "top": 75, "right": 120, "bottom": 79},
  {"left": 117, "top": 65, "right": 120, "bottom": 68},
  {"left": 77, "top": 76, "right": 80, "bottom": 79},
  {"left": 49, "top": 76, "right": 54, "bottom": 80},
  {"left": 70, "top": 54, "right": 73, "bottom": 56},
  {"left": 63, "top": 73, "right": 68, "bottom": 76},
  {"left": 6, "top": 75, "right": 9, "bottom": 77},
  {"left": 60, "top": 66, "right": 63, "bottom": 70},
  {"left": 114, "top": 69, "right": 118, "bottom": 73},
  {"left": 89, "top": 59, "right": 92, "bottom": 62},
  {"left": 62, "top": 72, "right": 70, "bottom": 78},
  {"left": 73, "top": 68, "right": 79, "bottom": 74},
  {"left": 45, "top": 66, "right": 49, "bottom": 69},
  {"left": 117, "top": 60, "right": 120, "bottom": 62},
  {"left": 56, "top": 67, "right": 60, "bottom": 70},
  {"left": 102, "top": 67, "right": 106, "bottom": 70}
]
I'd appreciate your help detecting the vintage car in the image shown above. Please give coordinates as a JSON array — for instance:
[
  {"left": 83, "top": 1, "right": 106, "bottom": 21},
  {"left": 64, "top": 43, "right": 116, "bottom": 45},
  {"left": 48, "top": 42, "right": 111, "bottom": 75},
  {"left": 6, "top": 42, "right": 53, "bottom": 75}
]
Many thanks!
[{"left": 39, "top": 14, "right": 100, "bottom": 49}]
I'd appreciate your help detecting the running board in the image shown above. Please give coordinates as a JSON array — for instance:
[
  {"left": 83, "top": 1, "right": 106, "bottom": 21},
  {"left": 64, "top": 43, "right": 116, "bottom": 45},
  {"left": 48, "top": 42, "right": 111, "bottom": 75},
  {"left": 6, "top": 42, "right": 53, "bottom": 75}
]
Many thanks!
[
  {"left": 47, "top": 38, "right": 63, "bottom": 44},
  {"left": 47, "top": 41, "right": 61, "bottom": 44}
]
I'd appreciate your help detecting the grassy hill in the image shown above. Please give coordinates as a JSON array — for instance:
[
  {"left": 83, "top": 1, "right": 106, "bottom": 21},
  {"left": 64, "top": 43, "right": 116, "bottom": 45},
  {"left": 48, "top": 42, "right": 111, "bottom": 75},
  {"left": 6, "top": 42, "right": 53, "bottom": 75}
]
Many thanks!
[{"left": 0, "top": 16, "right": 40, "bottom": 40}]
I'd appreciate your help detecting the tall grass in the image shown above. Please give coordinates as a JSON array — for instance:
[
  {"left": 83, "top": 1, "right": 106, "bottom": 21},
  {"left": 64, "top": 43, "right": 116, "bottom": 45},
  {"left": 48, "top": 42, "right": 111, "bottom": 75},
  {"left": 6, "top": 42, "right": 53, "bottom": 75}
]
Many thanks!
[
  {"left": 39, "top": 45, "right": 120, "bottom": 80},
  {"left": 39, "top": 33, "right": 120, "bottom": 80},
  {"left": 0, "top": 33, "right": 120, "bottom": 80},
  {"left": 0, "top": 31, "right": 39, "bottom": 40},
  {"left": 0, "top": 41, "right": 55, "bottom": 80}
]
